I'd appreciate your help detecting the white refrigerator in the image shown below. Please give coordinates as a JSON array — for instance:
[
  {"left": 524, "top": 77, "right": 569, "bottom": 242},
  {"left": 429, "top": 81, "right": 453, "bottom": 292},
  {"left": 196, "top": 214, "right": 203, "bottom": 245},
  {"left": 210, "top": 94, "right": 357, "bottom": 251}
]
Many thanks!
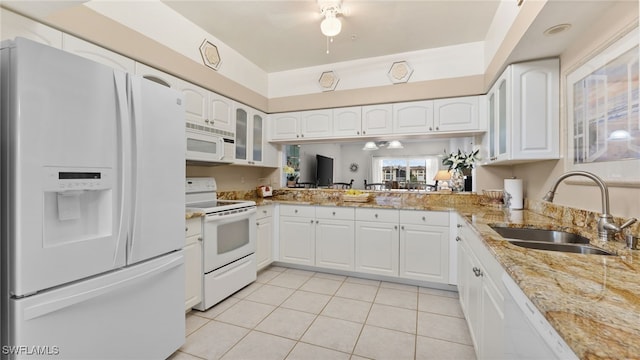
[{"left": 1, "top": 38, "right": 186, "bottom": 359}]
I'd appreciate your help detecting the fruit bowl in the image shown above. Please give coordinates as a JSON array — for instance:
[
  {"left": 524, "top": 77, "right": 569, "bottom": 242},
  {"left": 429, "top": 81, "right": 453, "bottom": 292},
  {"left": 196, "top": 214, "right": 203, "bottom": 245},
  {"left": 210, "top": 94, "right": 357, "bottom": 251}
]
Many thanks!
[{"left": 483, "top": 189, "right": 503, "bottom": 203}]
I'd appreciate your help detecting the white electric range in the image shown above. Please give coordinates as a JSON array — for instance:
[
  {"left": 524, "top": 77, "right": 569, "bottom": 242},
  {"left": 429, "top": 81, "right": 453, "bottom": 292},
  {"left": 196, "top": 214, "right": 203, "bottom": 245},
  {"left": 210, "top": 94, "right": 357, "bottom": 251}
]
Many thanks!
[{"left": 185, "top": 177, "right": 257, "bottom": 310}]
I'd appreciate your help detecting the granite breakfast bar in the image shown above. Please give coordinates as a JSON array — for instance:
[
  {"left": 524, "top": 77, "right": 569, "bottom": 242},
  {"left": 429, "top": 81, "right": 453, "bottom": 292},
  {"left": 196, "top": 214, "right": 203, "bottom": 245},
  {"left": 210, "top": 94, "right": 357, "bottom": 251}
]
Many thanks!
[{"left": 235, "top": 189, "right": 640, "bottom": 359}]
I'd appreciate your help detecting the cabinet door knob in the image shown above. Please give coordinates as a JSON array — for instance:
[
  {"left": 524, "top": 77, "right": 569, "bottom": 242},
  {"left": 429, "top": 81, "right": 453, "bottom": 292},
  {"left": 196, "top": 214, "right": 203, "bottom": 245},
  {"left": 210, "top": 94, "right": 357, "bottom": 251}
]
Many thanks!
[
  {"left": 422, "top": 216, "right": 426, "bottom": 221},
  {"left": 296, "top": 134, "right": 300, "bottom": 138},
  {"left": 316, "top": 220, "right": 319, "bottom": 224},
  {"left": 456, "top": 236, "right": 461, "bottom": 242},
  {"left": 363, "top": 130, "right": 366, "bottom": 135},
  {"left": 295, "top": 209, "right": 298, "bottom": 213},
  {"left": 185, "top": 227, "right": 188, "bottom": 232},
  {"left": 435, "top": 126, "right": 439, "bottom": 131},
  {"left": 357, "top": 131, "right": 360, "bottom": 135},
  {"left": 394, "top": 225, "right": 398, "bottom": 230},
  {"left": 401, "top": 226, "right": 405, "bottom": 230},
  {"left": 375, "top": 214, "right": 378, "bottom": 218},
  {"left": 457, "top": 224, "right": 463, "bottom": 228},
  {"left": 429, "top": 127, "right": 433, "bottom": 131},
  {"left": 263, "top": 210, "right": 267, "bottom": 214},
  {"left": 311, "top": 219, "right": 315, "bottom": 223},
  {"left": 332, "top": 211, "right": 336, "bottom": 216},
  {"left": 301, "top": 134, "right": 304, "bottom": 138}
]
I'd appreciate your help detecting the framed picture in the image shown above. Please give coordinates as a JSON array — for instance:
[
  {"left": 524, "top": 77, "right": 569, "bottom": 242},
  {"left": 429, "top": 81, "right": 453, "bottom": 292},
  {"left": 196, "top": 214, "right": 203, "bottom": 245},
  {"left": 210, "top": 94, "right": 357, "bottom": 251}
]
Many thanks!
[{"left": 566, "top": 28, "right": 639, "bottom": 184}]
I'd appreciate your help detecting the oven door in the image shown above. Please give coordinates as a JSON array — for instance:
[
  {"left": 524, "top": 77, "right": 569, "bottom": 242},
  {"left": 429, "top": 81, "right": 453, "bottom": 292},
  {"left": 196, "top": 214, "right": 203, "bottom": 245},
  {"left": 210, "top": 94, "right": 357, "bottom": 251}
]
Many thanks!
[
  {"left": 185, "top": 129, "right": 226, "bottom": 163},
  {"left": 203, "top": 207, "right": 257, "bottom": 272}
]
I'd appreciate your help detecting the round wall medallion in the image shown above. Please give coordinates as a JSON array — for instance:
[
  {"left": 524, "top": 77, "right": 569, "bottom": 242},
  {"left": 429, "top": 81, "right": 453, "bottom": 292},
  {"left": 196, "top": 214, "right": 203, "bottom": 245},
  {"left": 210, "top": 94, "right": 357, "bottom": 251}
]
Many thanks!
[{"left": 349, "top": 163, "right": 359, "bottom": 172}]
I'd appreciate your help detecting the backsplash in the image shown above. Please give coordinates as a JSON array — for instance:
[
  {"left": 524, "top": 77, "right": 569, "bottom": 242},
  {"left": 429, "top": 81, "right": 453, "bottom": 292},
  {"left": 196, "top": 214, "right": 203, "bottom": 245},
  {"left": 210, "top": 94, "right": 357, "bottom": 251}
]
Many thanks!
[
  {"left": 527, "top": 199, "right": 640, "bottom": 241},
  {"left": 218, "top": 188, "right": 640, "bottom": 241}
]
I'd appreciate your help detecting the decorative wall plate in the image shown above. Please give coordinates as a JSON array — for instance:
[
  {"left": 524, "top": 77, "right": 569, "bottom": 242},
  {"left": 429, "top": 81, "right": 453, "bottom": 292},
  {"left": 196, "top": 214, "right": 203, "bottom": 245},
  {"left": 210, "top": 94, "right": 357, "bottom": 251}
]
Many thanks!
[
  {"left": 199, "top": 39, "right": 222, "bottom": 70},
  {"left": 318, "top": 71, "right": 339, "bottom": 91},
  {"left": 349, "top": 163, "right": 359, "bottom": 172},
  {"left": 387, "top": 61, "right": 413, "bottom": 84}
]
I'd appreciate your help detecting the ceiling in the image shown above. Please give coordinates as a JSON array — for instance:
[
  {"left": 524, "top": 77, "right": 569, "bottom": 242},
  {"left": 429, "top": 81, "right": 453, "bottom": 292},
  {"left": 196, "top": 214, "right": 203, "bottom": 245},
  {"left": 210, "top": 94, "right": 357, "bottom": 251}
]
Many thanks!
[
  {"left": 162, "top": 0, "right": 501, "bottom": 73},
  {"left": 2, "top": 1, "right": 627, "bottom": 75}
]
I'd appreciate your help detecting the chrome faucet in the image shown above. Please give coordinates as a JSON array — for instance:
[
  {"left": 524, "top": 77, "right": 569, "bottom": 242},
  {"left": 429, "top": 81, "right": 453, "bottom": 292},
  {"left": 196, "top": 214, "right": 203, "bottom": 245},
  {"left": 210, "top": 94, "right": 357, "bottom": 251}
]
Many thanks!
[{"left": 542, "top": 171, "right": 637, "bottom": 242}]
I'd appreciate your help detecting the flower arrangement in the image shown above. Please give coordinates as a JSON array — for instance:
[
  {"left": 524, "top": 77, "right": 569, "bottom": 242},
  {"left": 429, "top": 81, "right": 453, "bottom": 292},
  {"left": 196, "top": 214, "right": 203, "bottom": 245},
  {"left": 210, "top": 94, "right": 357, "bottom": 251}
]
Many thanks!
[
  {"left": 283, "top": 165, "right": 298, "bottom": 181},
  {"left": 442, "top": 149, "right": 480, "bottom": 171}
]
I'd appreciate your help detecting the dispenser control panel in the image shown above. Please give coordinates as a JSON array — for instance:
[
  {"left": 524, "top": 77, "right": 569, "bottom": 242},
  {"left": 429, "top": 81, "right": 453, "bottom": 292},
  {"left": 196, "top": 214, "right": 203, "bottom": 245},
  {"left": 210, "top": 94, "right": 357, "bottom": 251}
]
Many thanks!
[{"left": 43, "top": 167, "right": 113, "bottom": 191}]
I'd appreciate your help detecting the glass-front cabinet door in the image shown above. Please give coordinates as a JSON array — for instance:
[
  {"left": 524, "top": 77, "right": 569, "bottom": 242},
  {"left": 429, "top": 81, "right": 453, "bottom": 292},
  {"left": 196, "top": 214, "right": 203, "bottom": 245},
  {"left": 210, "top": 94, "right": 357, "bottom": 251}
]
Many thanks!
[
  {"left": 252, "top": 113, "right": 263, "bottom": 163},
  {"left": 234, "top": 104, "right": 264, "bottom": 165},
  {"left": 235, "top": 107, "right": 248, "bottom": 162},
  {"left": 488, "top": 92, "right": 496, "bottom": 161}
]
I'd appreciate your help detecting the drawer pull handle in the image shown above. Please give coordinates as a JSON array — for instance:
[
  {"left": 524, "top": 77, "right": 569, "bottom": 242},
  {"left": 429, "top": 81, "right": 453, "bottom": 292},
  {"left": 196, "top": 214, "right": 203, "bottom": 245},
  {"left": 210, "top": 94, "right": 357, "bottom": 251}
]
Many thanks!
[
  {"left": 422, "top": 216, "right": 426, "bottom": 221},
  {"left": 295, "top": 209, "right": 298, "bottom": 213},
  {"left": 333, "top": 211, "right": 336, "bottom": 216},
  {"left": 457, "top": 224, "right": 463, "bottom": 228},
  {"left": 375, "top": 214, "right": 378, "bottom": 218}
]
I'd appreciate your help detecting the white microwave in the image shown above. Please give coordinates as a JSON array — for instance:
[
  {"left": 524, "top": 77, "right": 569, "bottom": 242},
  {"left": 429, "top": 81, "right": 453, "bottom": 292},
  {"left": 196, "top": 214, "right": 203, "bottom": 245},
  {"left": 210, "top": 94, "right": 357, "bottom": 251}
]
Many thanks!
[{"left": 185, "top": 125, "right": 235, "bottom": 163}]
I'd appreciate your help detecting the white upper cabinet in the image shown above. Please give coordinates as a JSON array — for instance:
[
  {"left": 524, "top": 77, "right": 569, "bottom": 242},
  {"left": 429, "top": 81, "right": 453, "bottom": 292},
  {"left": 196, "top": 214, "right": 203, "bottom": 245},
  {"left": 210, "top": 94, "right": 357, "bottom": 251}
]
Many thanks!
[
  {"left": 362, "top": 104, "right": 393, "bottom": 136},
  {"left": 332, "top": 107, "right": 362, "bottom": 137},
  {"left": 434, "top": 96, "right": 480, "bottom": 132},
  {"left": 235, "top": 104, "right": 267, "bottom": 165},
  {"left": 1, "top": 9, "right": 62, "bottom": 48},
  {"left": 177, "top": 80, "right": 210, "bottom": 127},
  {"left": 393, "top": 101, "right": 434, "bottom": 134},
  {"left": 62, "top": 34, "right": 135, "bottom": 73},
  {"left": 268, "top": 97, "right": 483, "bottom": 142},
  {"left": 300, "top": 109, "right": 333, "bottom": 139},
  {"left": 484, "top": 59, "right": 559, "bottom": 165},
  {"left": 208, "top": 93, "right": 234, "bottom": 133},
  {"left": 271, "top": 112, "right": 301, "bottom": 140}
]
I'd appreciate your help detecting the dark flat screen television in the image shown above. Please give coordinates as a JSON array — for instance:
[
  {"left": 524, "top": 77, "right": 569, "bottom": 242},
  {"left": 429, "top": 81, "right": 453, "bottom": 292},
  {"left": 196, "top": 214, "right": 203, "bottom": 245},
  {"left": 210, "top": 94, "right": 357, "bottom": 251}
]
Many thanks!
[{"left": 316, "top": 154, "right": 334, "bottom": 187}]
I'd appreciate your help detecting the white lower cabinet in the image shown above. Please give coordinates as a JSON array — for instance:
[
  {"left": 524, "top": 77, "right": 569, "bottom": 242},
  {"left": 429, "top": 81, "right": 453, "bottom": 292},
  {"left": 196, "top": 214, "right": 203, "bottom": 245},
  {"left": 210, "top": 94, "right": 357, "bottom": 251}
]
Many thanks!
[
  {"left": 355, "top": 208, "right": 400, "bottom": 277},
  {"left": 256, "top": 206, "right": 274, "bottom": 271},
  {"left": 279, "top": 205, "right": 316, "bottom": 266},
  {"left": 399, "top": 210, "right": 450, "bottom": 283},
  {"left": 457, "top": 216, "right": 505, "bottom": 359},
  {"left": 315, "top": 207, "right": 355, "bottom": 271},
  {"left": 184, "top": 217, "right": 202, "bottom": 311}
]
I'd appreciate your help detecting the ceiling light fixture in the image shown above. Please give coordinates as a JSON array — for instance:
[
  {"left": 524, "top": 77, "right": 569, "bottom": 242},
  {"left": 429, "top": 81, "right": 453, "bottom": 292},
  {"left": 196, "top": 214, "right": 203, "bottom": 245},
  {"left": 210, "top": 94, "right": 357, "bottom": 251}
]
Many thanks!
[
  {"left": 543, "top": 23, "right": 572, "bottom": 36},
  {"left": 362, "top": 140, "right": 404, "bottom": 151},
  {"left": 318, "top": 0, "right": 343, "bottom": 54}
]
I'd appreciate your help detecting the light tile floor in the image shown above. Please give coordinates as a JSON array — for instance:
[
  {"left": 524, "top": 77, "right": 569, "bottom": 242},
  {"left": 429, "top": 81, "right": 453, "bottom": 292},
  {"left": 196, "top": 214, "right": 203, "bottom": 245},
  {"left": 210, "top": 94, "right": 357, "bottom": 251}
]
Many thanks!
[{"left": 169, "top": 266, "right": 476, "bottom": 360}]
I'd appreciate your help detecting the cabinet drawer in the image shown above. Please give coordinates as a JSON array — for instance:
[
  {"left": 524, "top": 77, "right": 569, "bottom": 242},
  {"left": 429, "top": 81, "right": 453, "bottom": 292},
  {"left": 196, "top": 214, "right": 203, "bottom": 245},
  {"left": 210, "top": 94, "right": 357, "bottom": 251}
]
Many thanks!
[
  {"left": 279, "top": 204, "right": 316, "bottom": 218},
  {"left": 257, "top": 205, "right": 274, "bottom": 219},
  {"left": 355, "top": 208, "right": 399, "bottom": 223},
  {"left": 186, "top": 217, "right": 202, "bottom": 238},
  {"left": 316, "top": 206, "right": 355, "bottom": 220},
  {"left": 400, "top": 210, "right": 449, "bottom": 226}
]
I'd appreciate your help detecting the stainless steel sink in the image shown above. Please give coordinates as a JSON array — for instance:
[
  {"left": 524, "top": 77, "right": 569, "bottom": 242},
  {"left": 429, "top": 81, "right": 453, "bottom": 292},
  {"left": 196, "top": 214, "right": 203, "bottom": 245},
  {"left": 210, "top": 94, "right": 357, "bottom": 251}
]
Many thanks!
[
  {"left": 490, "top": 226, "right": 615, "bottom": 256},
  {"left": 490, "top": 226, "right": 590, "bottom": 244},
  {"left": 507, "top": 240, "right": 615, "bottom": 256}
]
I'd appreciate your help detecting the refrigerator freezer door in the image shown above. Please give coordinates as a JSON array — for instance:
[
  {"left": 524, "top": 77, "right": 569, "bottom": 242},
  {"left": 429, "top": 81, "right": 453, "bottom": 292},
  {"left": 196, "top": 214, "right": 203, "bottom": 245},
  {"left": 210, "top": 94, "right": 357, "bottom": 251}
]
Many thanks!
[
  {"left": 128, "top": 76, "right": 185, "bottom": 264},
  {"left": 6, "top": 38, "right": 128, "bottom": 297},
  {"left": 8, "top": 251, "right": 185, "bottom": 360}
]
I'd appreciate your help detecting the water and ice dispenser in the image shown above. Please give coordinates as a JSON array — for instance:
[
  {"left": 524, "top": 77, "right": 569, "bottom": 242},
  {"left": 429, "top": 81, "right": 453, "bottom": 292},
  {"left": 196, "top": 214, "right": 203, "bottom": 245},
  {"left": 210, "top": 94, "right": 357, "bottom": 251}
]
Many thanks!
[{"left": 42, "top": 167, "right": 113, "bottom": 247}]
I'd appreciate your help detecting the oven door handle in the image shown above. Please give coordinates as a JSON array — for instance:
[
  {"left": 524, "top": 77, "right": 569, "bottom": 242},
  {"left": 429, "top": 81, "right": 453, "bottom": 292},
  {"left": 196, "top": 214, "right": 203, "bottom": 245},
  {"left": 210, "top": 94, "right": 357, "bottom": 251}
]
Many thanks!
[{"left": 204, "top": 207, "right": 257, "bottom": 223}]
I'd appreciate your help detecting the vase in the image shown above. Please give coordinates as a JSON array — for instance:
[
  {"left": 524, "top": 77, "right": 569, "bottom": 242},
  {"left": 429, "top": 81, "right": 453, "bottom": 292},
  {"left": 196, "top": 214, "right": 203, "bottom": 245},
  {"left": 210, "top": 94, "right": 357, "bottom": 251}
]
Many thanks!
[{"left": 450, "top": 168, "right": 465, "bottom": 192}]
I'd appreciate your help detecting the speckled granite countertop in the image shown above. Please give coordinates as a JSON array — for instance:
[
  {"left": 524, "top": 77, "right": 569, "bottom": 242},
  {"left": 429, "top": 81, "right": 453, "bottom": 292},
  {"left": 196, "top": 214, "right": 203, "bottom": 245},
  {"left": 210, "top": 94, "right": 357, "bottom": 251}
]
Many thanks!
[
  {"left": 185, "top": 210, "right": 204, "bottom": 219},
  {"left": 241, "top": 189, "right": 640, "bottom": 359}
]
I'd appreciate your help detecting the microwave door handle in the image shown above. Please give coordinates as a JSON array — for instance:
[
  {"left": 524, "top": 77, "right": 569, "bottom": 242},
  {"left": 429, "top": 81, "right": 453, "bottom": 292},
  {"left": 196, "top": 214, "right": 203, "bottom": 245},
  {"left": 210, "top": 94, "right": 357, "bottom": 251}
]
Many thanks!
[
  {"left": 218, "top": 137, "right": 225, "bottom": 160},
  {"left": 205, "top": 208, "right": 256, "bottom": 223}
]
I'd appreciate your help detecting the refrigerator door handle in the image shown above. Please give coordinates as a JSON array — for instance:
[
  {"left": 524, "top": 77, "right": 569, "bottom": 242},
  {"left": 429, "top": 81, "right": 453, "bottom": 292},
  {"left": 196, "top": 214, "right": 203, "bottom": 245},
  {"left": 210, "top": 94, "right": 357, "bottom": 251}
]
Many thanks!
[
  {"left": 22, "top": 254, "right": 183, "bottom": 321},
  {"left": 127, "top": 75, "right": 141, "bottom": 259},
  {"left": 114, "top": 71, "right": 131, "bottom": 265}
]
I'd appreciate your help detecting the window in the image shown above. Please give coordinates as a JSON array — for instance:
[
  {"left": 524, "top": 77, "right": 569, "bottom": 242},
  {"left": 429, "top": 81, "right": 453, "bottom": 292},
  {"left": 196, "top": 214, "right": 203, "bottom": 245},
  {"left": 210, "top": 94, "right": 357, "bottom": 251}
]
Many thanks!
[{"left": 371, "top": 156, "right": 440, "bottom": 188}]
